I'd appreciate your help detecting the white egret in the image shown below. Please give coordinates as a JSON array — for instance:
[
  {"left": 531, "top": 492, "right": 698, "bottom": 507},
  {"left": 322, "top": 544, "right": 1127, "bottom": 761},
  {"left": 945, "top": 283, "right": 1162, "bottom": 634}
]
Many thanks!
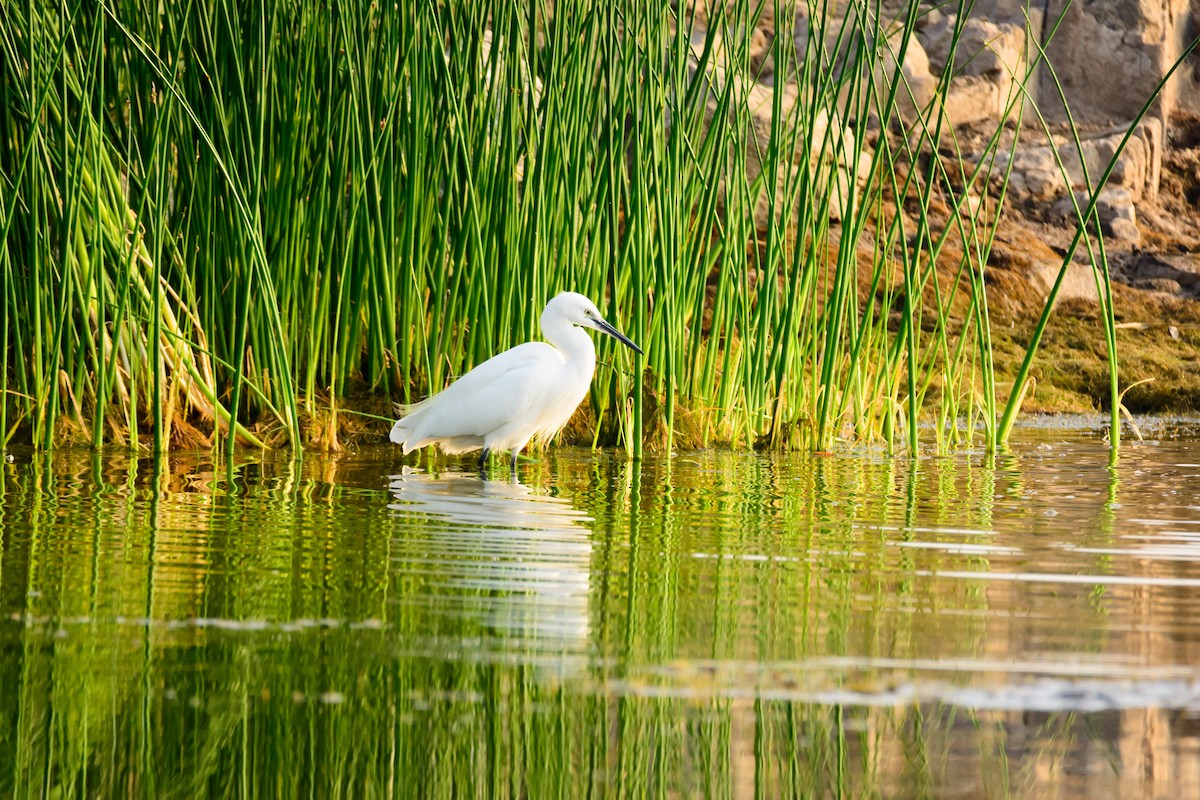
[{"left": 390, "top": 292, "right": 642, "bottom": 471}]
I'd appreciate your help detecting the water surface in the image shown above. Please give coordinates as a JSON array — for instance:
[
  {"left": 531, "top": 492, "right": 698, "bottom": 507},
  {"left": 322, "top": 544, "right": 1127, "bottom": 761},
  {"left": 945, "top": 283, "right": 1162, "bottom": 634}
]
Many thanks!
[{"left": 3, "top": 421, "right": 1200, "bottom": 797}]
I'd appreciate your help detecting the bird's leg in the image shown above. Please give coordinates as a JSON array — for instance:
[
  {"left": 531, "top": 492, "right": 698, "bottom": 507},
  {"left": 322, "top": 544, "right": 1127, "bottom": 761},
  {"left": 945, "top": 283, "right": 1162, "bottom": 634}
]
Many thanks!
[
  {"left": 509, "top": 450, "right": 519, "bottom": 475},
  {"left": 477, "top": 448, "right": 491, "bottom": 477}
]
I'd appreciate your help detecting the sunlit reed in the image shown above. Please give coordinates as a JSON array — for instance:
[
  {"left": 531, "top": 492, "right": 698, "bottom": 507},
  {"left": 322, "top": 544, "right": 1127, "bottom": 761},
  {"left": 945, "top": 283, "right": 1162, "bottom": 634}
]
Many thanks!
[{"left": 4, "top": 0, "right": 1170, "bottom": 455}]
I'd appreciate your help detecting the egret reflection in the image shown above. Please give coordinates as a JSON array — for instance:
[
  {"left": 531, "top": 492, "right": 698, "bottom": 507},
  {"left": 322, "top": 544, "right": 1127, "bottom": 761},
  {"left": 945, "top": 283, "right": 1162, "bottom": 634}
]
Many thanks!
[{"left": 386, "top": 469, "right": 593, "bottom": 652}]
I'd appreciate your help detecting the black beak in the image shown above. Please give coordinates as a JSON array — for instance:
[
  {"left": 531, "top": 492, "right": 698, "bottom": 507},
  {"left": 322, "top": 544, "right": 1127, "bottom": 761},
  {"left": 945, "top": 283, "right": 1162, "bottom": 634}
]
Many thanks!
[{"left": 594, "top": 318, "right": 643, "bottom": 355}]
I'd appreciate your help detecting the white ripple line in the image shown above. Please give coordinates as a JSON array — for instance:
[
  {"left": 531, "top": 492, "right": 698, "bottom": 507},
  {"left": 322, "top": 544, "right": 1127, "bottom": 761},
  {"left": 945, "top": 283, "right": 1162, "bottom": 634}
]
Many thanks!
[{"left": 914, "top": 569, "right": 1200, "bottom": 587}]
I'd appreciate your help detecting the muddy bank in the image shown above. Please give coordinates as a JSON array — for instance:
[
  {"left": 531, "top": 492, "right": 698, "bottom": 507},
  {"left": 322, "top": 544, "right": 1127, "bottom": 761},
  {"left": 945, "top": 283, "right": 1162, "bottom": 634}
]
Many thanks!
[{"left": 968, "top": 113, "right": 1200, "bottom": 416}]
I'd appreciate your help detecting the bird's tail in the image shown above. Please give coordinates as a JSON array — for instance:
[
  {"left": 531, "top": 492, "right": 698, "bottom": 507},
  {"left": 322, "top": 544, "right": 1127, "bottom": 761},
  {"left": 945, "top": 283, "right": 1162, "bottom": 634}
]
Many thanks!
[
  {"left": 388, "top": 419, "right": 409, "bottom": 446},
  {"left": 393, "top": 399, "right": 426, "bottom": 416},
  {"left": 389, "top": 398, "right": 431, "bottom": 448}
]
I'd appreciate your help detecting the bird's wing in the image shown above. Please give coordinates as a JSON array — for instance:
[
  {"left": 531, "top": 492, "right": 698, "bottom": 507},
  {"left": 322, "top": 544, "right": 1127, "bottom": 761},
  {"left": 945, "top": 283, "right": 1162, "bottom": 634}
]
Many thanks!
[{"left": 395, "top": 343, "right": 561, "bottom": 448}]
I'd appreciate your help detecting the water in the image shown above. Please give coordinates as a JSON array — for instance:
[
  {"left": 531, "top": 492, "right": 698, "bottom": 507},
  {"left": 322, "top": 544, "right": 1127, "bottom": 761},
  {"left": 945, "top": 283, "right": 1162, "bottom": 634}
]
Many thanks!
[{"left": 3, "top": 421, "right": 1200, "bottom": 798}]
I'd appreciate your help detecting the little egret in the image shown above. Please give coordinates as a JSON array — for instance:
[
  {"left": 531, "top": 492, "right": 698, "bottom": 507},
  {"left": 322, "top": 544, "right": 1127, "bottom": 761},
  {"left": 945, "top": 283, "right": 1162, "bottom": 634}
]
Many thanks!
[{"left": 390, "top": 292, "right": 642, "bottom": 472}]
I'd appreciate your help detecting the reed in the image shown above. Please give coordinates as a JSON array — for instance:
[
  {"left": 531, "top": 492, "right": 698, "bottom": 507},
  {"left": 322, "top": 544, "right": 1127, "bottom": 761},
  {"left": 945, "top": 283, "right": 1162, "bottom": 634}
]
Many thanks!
[{"left": 1, "top": 0, "right": 1155, "bottom": 455}]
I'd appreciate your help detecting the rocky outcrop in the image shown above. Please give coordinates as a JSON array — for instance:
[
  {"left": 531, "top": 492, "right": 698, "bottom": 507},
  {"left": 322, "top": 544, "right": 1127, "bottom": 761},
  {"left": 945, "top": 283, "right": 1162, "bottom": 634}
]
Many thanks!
[
  {"left": 916, "top": 10, "right": 1029, "bottom": 128},
  {"left": 897, "top": 2, "right": 1197, "bottom": 302},
  {"left": 963, "top": 0, "right": 1197, "bottom": 125},
  {"left": 1120, "top": 252, "right": 1200, "bottom": 295},
  {"left": 986, "top": 120, "right": 1164, "bottom": 242},
  {"left": 676, "top": 0, "right": 1200, "bottom": 309},
  {"left": 1038, "top": 0, "right": 1194, "bottom": 125},
  {"left": 689, "top": 25, "right": 873, "bottom": 226}
]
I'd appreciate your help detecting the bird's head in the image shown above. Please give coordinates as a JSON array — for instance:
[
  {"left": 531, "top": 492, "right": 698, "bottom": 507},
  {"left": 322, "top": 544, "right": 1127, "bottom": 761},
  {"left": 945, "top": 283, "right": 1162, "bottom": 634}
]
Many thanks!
[{"left": 546, "top": 292, "right": 643, "bottom": 355}]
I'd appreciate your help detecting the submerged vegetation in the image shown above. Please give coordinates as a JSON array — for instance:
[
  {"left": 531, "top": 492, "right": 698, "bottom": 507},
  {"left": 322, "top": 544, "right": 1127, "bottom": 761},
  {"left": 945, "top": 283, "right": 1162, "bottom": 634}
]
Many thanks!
[{"left": 0, "top": 0, "right": 1180, "bottom": 455}]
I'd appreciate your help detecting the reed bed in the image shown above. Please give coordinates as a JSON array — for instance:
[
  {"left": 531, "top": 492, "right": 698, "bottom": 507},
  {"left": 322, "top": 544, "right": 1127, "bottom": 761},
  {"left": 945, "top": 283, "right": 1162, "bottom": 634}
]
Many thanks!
[{"left": 1, "top": 0, "right": 1156, "bottom": 455}]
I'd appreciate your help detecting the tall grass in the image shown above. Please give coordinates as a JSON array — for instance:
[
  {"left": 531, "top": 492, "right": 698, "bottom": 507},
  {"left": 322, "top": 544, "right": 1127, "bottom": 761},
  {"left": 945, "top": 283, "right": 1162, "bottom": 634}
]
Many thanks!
[{"left": 1, "top": 0, "right": 1162, "bottom": 455}]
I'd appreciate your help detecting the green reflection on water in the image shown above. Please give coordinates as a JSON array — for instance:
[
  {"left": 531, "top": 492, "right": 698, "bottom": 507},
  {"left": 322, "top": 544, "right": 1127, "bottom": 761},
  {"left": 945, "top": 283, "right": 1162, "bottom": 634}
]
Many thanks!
[{"left": 2, "top": 435, "right": 1200, "bottom": 797}]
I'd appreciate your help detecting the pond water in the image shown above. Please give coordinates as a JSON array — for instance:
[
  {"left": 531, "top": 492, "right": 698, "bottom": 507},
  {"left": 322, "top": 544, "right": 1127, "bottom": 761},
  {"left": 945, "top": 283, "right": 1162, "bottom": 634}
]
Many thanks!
[{"left": 3, "top": 421, "right": 1200, "bottom": 798}]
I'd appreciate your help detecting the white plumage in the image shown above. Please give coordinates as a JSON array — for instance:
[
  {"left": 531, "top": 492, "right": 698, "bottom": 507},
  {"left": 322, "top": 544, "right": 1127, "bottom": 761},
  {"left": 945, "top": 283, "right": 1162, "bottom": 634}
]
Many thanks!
[{"left": 390, "top": 292, "right": 642, "bottom": 471}]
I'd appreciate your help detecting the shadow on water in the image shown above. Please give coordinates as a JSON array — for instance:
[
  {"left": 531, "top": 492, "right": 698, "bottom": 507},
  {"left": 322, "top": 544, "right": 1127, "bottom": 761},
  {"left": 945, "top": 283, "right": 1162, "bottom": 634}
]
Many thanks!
[{"left": 1, "top": 424, "right": 1200, "bottom": 797}]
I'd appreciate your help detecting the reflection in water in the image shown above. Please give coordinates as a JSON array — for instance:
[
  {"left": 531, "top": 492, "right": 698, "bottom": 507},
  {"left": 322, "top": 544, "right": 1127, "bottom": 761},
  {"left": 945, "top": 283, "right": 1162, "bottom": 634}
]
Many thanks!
[
  {"left": 1, "top": 425, "right": 1200, "bottom": 796},
  {"left": 386, "top": 469, "right": 592, "bottom": 650}
]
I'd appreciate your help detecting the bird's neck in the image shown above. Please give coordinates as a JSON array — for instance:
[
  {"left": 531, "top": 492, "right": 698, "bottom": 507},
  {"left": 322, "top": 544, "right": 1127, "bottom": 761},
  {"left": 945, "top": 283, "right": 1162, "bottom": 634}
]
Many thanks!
[{"left": 543, "top": 320, "right": 596, "bottom": 376}]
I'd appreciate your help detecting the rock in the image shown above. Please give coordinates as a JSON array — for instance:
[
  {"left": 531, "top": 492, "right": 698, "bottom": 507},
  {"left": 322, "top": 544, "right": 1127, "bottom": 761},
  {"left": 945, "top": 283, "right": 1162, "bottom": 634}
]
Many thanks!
[
  {"left": 921, "top": 13, "right": 1027, "bottom": 87},
  {"left": 990, "top": 118, "right": 1164, "bottom": 205},
  {"left": 916, "top": 12, "right": 1028, "bottom": 129},
  {"left": 989, "top": 146, "right": 1063, "bottom": 201},
  {"left": 911, "top": 1, "right": 1193, "bottom": 132},
  {"left": 942, "top": 77, "right": 1005, "bottom": 129},
  {"left": 988, "top": 227, "right": 1100, "bottom": 306},
  {"left": 1085, "top": 118, "right": 1163, "bottom": 202},
  {"left": 940, "top": 0, "right": 1048, "bottom": 114},
  {"left": 1022, "top": 164, "right": 1062, "bottom": 202},
  {"left": 1052, "top": 187, "right": 1141, "bottom": 243},
  {"left": 1120, "top": 253, "right": 1200, "bottom": 298},
  {"left": 1177, "top": 37, "right": 1200, "bottom": 116},
  {"left": 1130, "top": 277, "right": 1183, "bottom": 294},
  {"left": 1039, "top": 0, "right": 1192, "bottom": 124},
  {"left": 1107, "top": 216, "right": 1142, "bottom": 244},
  {"left": 962, "top": 192, "right": 986, "bottom": 216},
  {"left": 1095, "top": 187, "right": 1138, "bottom": 228},
  {"left": 1027, "top": 260, "right": 1103, "bottom": 304},
  {"left": 876, "top": 24, "right": 939, "bottom": 128},
  {"left": 690, "top": 25, "right": 871, "bottom": 228},
  {"left": 1103, "top": 195, "right": 1142, "bottom": 244}
]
